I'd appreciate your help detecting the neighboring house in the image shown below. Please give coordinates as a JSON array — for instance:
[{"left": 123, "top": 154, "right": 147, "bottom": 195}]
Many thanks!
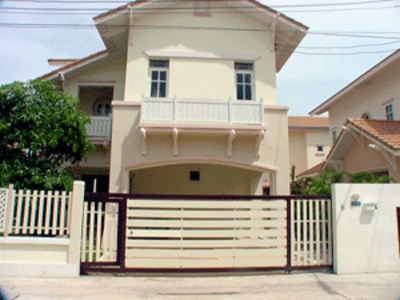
[
  {"left": 309, "top": 50, "right": 400, "bottom": 179},
  {"left": 327, "top": 118, "right": 400, "bottom": 182},
  {"left": 310, "top": 49, "right": 400, "bottom": 143},
  {"left": 288, "top": 116, "right": 331, "bottom": 176},
  {"left": 40, "top": 0, "right": 308, "bottom": 195}
]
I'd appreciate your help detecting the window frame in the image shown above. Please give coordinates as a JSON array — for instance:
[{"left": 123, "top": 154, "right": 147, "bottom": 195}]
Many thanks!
[
  {"left": 385, "top": 103, "right": 394, "bottom": 120},
  {"left": 235, "top": 62, "right": 254, "bottom": 101},
  {"left": 149, "top": 59, "right": 169, "bottom": 98}
]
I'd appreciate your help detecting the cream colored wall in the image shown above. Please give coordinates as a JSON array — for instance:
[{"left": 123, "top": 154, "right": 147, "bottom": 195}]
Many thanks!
[
  {"left": 288, "top": 130, "right": 307, "bottom": 174},
  {"left": 109, "top": 104, "right": 290, "bottom": 194},
  {"left": 131, "top": 164, "right": 253, "bottom": 195},
  {"left": 288, "top": 129, "right": 331, "bottom": 175},
  {"left": 77, "top": 145, "right": 109, "bottom": 168},
  {"left": 305, "top": 130, "right": 331, "bottom": 168},
  {"left": 124, "top": 3, "right": 276, "bottom": 103},
  {"left": 332, "top": 184, "right": 400, "bottom": 274},
  {"left": 64, "top": 56, "right": 126, "bottom": 101},
  {"left": 329, "top": 61, "right": 400, "bottom": 134}
]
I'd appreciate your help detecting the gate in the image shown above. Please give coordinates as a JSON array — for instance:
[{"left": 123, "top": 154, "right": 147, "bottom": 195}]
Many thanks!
[{"left": 80, "top": 194, "right": 332, "bottom": 274}]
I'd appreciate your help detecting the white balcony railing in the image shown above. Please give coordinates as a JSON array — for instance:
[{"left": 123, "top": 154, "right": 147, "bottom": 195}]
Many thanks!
[
  {"left": 86, "top": 116, "right": 111, "bottom": 138},
  {"left": 140, "top": 97, "right": 264, "bottom": 125}
]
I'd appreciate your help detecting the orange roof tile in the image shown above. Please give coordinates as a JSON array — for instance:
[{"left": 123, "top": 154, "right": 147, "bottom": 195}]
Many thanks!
[
  {"left": 288, "top": 116, "right": 329, "bottom": 129},
  {"left": 349, "top": 118, "right": 400, "bottom": 150}
]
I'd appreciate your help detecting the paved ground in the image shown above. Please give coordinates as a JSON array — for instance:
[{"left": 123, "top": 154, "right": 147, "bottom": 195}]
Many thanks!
[{"left": 1, "top": 272, "right": 400, "bottom": 300}]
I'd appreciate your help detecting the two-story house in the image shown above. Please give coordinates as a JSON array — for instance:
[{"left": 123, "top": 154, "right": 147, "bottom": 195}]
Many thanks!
[
  {"left": 40, "top": 0, "right": 308, "bottom": 195},
  {"left": 310, "top": 50, "right": 400, "bottom": 181}
]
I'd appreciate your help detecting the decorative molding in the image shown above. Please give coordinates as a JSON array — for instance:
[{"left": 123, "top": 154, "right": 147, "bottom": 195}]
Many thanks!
[
  {"left": 255, "top": 130, "right": 265, "bottom": 157},
  {"left": 172, "top": 128, "right": 179, "bottom": 156},
  {"left": 269, "top": 13, "right": 280, "bottom": 52},
  {"left": 140, "top": 128, "right": 147, "bottom": 156},
  {"left": 227, "top": 129, "right": 236, "bottom": 157},
  {"left": 144, "top": 50, "right": 260, "bottom": 61}
]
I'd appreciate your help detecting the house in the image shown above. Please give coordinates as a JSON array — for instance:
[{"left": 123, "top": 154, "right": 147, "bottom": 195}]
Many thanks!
[
  {"left": 287, "top": 116, "right": 331, "bottom": 176},
  {"left": 309, "top": 49, "right": 400, "bottom": 179},
  {"left": 40, "top": 0, "right": 308, "bottom": 195},
  {"left": 310, "top": 49, "right": 400, "bottom": 143}
]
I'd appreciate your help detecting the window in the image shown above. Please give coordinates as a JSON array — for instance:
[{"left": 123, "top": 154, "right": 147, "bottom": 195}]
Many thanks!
[
  {"left": 150, "top": 60, "right": 169, "bottom": 98},
  {"left": 361, "top": 112, "right": 371, "bottom": 119},
  {"left": 95, "top": 101, "right": 111, "bottom": 116},
  {"left": 332, "top": 130, "right": 337, "bottom": 143},
  {"left": 235, "top": 62, "right": 253, "bottom": 100},
  {"left": 189, "top": 170, "right": 200, "bottom": 182},
  {"left": 385, "top": 103, "right": 394, "bottom": 120},
  {"left": 316, "top": 145, "right": 324, "bottom": 153}
]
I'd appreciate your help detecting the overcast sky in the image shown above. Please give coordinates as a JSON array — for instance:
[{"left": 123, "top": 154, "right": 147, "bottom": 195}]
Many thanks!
[{"left": 1, "top": 0, "right": 400, "bottom": 116}]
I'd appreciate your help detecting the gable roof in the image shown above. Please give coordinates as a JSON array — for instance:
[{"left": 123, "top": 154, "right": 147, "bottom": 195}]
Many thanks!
[
  {"left": 288, "top": 116, "right": 329, "bottom": 130},
  {"left": 309, "top": 49, "right": 400, "bottom": 116},
  {"left": 326, "top": 118, "right": 400, "bottom": 163},
  {"left": 296, "top": 161, "right": 325, "bottom": 178},
  {"left": 93, "top": 0, "right": 308, "bottom": 73}
]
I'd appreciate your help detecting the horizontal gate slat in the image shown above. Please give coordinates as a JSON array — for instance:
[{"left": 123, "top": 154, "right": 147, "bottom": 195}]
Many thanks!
[
  {"left": 127, "top": 219, "right": 286, "bottom": 228},
  {"left": 127, "top": 209, "right": 286, "bottom": 219},
  {"left": 126, "top": 238, "right": 286, "bottom": 248},
  {"left": 125, "top": 257, "right": 286, "bottom": 268},
  {"left": 126, "top": 248, "right": 285, "bottom": 259},
  {"left": 127, "top": 228, "right": 287, "bottom": 238},
  {"left": 128, "top": 200, "right": 286, "bottom": 209}
]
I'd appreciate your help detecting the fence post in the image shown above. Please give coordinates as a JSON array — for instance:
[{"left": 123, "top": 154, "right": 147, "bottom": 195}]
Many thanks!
[
  {"left": 286, "top": 198, "right": 292, "bottom": 273},
  {"left": 3, "top": 184, "right": 14, "bottom": 238},
  {"left": 68, "top": 181, "right": 85, "bottom": 266}
]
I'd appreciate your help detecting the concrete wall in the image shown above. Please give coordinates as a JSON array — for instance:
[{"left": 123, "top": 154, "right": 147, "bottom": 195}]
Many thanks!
[
  {"left": 109, "top": 103, "right": 289, "bottom": 195},
  {"left": 0, "top": 181, "right": 85, "bottom": 278},
  {"left": 124, "top": 2, "right": 276, "bottom": 103},
  {"left": 329, "top": 60, "right": 400, "bottom": 136},
  {"left": 332, "top": 183, "right": 400, "bottom": 274}
]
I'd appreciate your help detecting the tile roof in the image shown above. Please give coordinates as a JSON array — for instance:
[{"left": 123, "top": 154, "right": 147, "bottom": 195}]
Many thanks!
[
  {"left": 349, "top": 118, "right": 400, "bottom": 151},
  {"left": 288, "top": 116, "right": 329, "bottom": 129},
  {"left": 296, "top": 162, "right": 325, "bottom": 178}
]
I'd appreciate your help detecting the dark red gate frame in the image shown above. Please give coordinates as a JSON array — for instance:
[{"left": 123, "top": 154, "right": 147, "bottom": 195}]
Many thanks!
[{"left": 80, "top": 193, "right": 332, "bottom": 275}]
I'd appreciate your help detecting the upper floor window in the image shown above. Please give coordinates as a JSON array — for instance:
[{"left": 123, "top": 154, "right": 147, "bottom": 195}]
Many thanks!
[
  {"left": 150, "top": 60, "right": 169, "bottom": 98},
  {"left": 95, "top": 101, "right": 111, "bottom": 116},
  {"left": 332, "top": 130, "right": 337, "bottom": 144},
  {"left": 235, "top": 62, "right": 253, "bottom": 101},
  {"left": 385, "top": 103, "right": 394, "bottom": 120}
]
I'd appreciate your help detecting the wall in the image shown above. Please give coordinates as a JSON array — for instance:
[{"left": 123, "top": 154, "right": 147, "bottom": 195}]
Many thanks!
[
  {"left": 131, "top": 164, "right": 255, "bottom": 195},
  {"left": 0, "top": 181, "right": 85, "bottom": 278},
  {"left": 124, "top": 1, "right": 276, "bottom": 103},
  {"left": 109, "top": 103, "right": 290, "bottom": 194},
  {"left": 332, "top": 183, "right": 400, "bottom": 274},
  {"left": 329, "top": 60, "right": 400, "bottom": 135}
]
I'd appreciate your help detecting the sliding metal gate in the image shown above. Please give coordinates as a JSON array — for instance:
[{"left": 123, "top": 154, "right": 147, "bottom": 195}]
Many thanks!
[{"left": 80, "top": 194, "right": 332, "bottom": 274}]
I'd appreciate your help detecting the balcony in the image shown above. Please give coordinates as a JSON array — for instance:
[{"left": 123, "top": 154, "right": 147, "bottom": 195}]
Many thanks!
[
  {"left": 86, "top": 116, "right": 111, "bottom": 138},
  {"left": 140, "top": 97, "right": 264, "bottom": 125}
]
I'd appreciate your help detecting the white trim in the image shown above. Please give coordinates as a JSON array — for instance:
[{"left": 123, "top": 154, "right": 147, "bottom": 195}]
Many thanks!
[
  {"left": 144, "top": 50, "right": 260, "bottom": 61},
  {"left": 112, "top": 101, "right": 141, "bottom": 107}
]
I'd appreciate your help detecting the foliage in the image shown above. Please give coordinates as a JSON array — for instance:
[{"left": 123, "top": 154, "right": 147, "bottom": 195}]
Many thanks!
[
  {"left": 290, "top": 168, "right": 395, "bottom": 196},
  {"left": 0, "top": 80, "right": 93, "bottom": 190}
]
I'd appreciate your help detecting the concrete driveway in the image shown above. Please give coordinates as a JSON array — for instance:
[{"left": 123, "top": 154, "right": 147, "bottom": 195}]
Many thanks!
[{"left": 1, "top": 272, "right": 400, "bottom": 300}]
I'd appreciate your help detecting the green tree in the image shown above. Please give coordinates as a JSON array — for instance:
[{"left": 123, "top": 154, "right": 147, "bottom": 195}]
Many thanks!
[{"left": 0, "top": 80, "right": 93, "bottom": 190}]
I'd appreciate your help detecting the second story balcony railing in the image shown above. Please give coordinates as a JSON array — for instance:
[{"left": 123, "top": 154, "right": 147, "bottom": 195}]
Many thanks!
[
  {"left": 140, "top": 97, "right": 264, "bottom": 125},
  {"left": 86, "top": 116, "right": 111, "bottom": 138}
]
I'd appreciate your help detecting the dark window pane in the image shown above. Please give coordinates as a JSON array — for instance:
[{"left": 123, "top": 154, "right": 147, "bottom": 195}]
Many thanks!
[
  {"left": 237, "top": 85, "right": 243, "bottom": 100},
  {"left": 237, "top": 73, "right": 243, "bottom": 83},
  {"left": 159, "top": 83, "right": 166, "bottom": 97},
  {"left": 151, "top": 71, "right": 158, "bottom": 80},
  {"left": 151, "top": 82, "right": 158, "bottom": 97},
  {"left": 150, "top": 60, "right": 169, "bottom": 68},
  {"left": 160, "top": 71, "right": 167, "bottom": 81},
  {"left": 235, "top": 63, "right": 253, "bottom": 71},
  {"left": 245, "top": 85, "right": 252, "bottom": 100},
  {"left": 245, "top": 74, "right": 251, "bottom": 83}
]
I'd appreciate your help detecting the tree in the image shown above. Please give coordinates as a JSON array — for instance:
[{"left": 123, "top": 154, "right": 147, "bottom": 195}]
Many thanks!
[
  {"left": 0, "top": 80, "right": 93, "bottom": 190},
  {"left": 291, "top": 168, "right": 396, "bottom": 196}
]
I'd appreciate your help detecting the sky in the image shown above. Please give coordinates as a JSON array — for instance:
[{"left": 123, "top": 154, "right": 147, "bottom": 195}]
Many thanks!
[{"left": 1, "top": 0, "right": 400, "bottom": 116}]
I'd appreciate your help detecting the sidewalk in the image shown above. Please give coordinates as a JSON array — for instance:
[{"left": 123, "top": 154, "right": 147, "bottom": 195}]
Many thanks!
[{"left": 1, "top": 272, "right": 400, "bottom": 300}]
